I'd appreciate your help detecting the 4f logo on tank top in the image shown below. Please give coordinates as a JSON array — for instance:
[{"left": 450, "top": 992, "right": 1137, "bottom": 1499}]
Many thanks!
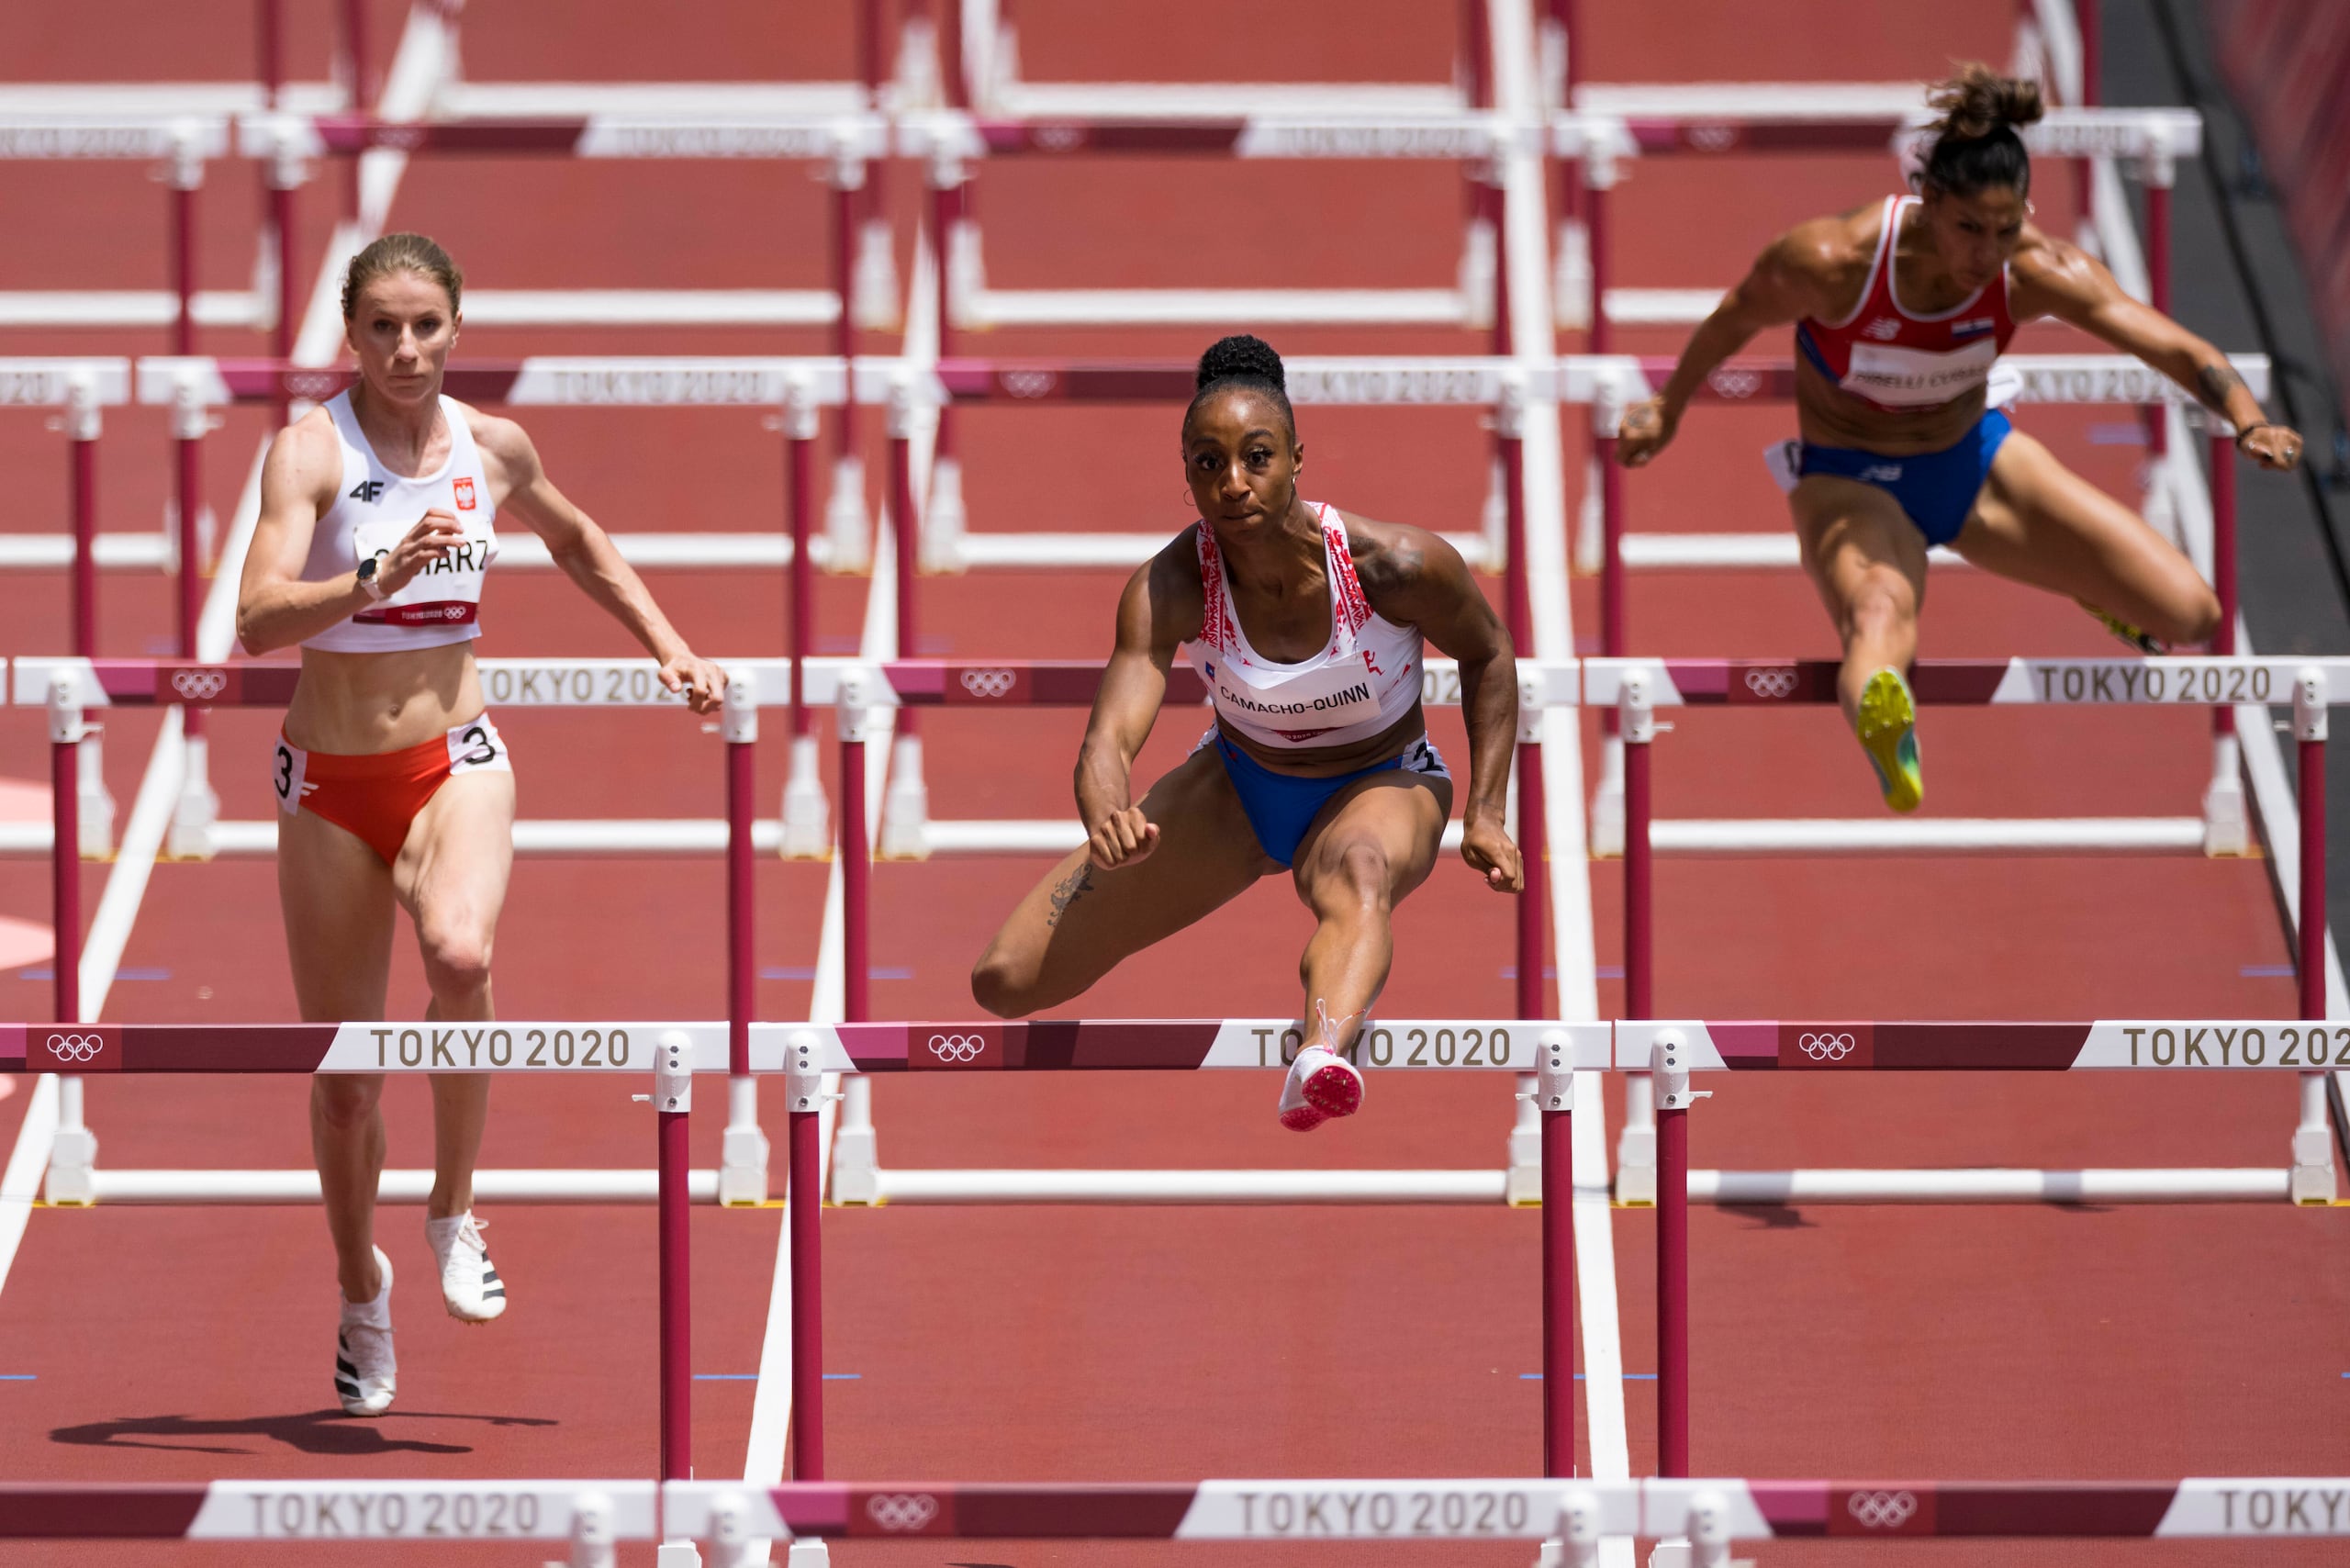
[{"left": 349, "top": 479, "right": 386, "bottom": 503}]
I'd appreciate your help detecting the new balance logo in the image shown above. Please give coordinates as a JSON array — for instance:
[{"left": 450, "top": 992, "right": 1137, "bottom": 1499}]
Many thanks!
[
  {"left": 349, "top": 479, "right": 386, "bottom": 504},
  {"left": 1859, "top": 318, "right": 1901, "bottom": 342}
]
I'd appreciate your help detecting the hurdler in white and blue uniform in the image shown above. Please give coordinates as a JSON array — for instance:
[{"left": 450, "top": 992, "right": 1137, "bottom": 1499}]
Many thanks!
[
  {"left": 973, "top": 335, "right": 1527, "bottom": 1133},
  {"left": 1617, "top": 63, "right": 2304, "bottom": 813}
]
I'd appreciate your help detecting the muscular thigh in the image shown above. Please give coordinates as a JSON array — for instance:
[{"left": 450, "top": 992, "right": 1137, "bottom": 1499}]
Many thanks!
[
  {"left": 392, "top": 769, "right": 516, "bottom": 941},
  {"left": 277, "top": 806, "right": 397, "bottom": 1022},
  {"left": 1958, "top": 429, "right": 2203, "bottom": 614},
  {"left": 980, "top": 745, "right": 1278, "bottom": 1002},
  {"left": 1291, "top": 769, "right": 1450, "bottom": 908},
  {"left": 1790, "top": 475, "right": 1930, "bottom": 626}
]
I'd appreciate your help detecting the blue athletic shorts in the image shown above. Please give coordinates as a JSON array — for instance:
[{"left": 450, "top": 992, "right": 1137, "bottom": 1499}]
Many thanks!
[
  {"left": 1796, "top": 409, "right": 2012, "bottom": 547},
  {"left": 1207, "top": 730, "right": 1449, "bottom": 868}
]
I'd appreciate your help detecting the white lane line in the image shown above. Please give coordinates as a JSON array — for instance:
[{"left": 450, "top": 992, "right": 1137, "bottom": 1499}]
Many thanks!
[
  {"left": 0, "top": 1076, "right": 62, "bottom": 1301},
  {"left": 1494, "top": 0, "right": 1630, "bottom": 1554},
  {"left": 744, "top": 211, "right": 942, "bottom": 1546}
]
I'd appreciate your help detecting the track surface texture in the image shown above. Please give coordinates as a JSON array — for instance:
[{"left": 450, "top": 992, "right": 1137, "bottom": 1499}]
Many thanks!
[{"left": 2, "top": 3, "right": 2345, "bottom": 1567}]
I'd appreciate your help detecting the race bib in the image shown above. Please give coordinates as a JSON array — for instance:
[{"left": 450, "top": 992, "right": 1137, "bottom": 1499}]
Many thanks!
[{"left": 446, "top": 715, "right": 511, "bottom": 776}]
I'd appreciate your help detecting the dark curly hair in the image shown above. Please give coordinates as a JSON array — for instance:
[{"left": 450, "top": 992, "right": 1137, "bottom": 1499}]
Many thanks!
[
  {"left": 1186, "top": 333, "right": 1294, "bottom": 436},
  {"left": 1919, "top": 63, "right": 2043, "bottom": 199}
]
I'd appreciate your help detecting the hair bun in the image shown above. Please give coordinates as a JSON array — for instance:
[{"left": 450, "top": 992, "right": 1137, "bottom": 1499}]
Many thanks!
[
  {"left": 1928, "top": 62, "right": 2044, "bottom": 141},
  {"left": 1195, "top": 333, "right": 1286, "bottom": 394}
]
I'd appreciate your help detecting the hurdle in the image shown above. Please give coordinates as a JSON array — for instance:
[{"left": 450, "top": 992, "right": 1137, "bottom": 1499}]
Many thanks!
[
  {"left": 1590, "top": 654, "right": 2348, "bottom": 1211},
  {"left": 1616, "top": 1017, "right": 2350, "bottom": 1484},
  {"left": 9, "top": 1474, "right": 2347, "bottom": 1563},
  {"left": 1, "top": 1019, "right": 735, "bottom": 1562},
  {"left": 11, "top": 655, "right": 794, "bottom": 1208}
]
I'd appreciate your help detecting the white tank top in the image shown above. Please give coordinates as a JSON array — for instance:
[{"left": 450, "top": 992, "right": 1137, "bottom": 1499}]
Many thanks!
[
  {"left": 300, "top": 390, "right": 498, "bottom": 654},
  {"left": 1181, "top": 502, "right": 1424, "bottom": 750}
]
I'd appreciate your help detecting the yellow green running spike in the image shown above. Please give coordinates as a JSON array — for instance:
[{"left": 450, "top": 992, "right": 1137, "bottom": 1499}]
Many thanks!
[{"left": 1855, "top": 667, "right": 1922, "bottom": 812}]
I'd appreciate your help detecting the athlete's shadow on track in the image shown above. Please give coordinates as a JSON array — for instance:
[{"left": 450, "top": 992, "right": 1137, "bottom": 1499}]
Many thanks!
[{"left": 50, "top": 1409, "right": 556, "bottom": 1456}]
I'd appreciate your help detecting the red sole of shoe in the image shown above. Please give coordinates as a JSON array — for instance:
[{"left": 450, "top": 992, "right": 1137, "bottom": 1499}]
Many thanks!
[
  {"left": 1279, "top": 1103, "right": 1328, "bottom": 1132},
  {"left": 1304, "top": 1062, "right": 1362, "bottom": 1119}
]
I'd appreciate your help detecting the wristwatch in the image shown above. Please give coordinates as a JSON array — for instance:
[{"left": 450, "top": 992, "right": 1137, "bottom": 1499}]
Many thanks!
[{"left": 355, "top": 554, "right": 386, "bottom": 600}]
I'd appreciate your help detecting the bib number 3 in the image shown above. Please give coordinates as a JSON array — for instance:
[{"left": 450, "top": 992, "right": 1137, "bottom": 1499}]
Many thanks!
[{"left": 446, "top": 717, "right": 510, "bottom": 776}]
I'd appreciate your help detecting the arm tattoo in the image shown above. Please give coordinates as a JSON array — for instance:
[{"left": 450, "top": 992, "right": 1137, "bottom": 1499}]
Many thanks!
[
  {"left": 2195, "top": 362, "right": 2247, "bottom": 414},
  {"left": 1045, "top": 863, "right": 1094, "bottom": 928}
]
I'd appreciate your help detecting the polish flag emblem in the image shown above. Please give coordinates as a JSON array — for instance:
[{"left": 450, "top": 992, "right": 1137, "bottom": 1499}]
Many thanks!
[{"left": 453, "top": 477, "right": 476, "bottom": 510}]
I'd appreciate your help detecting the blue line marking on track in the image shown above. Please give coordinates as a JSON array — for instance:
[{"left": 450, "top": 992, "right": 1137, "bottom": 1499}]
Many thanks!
[
  {"left": 1497, "top": 968, "right": 1561, "bottom": 980},
  {"left": 1521, "top": 1373, "right": 1656, "bottom": 1381},
  {"left": 0, "top": 1374, "right": 35, "bottom": 1381},
  {"left": 696, "top": 1373, "right": 860, "bottom": 1381},
  {"left": 2241, "top": 964, "right": 2297, "bottom": 978}
]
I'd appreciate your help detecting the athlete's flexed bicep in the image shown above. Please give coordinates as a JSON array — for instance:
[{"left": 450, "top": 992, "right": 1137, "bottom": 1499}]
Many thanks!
[{"left": 1076, "top": 536, "right": 1203, "bottom": 868}]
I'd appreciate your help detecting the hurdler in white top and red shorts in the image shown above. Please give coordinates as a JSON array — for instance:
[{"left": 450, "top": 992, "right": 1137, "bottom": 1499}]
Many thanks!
[{"left": 271, "top": 390, "right": 511, "bottom": 865}]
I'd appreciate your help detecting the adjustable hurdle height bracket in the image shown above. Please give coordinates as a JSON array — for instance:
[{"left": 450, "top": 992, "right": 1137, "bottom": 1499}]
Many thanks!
[
  {"left": 1649, "top": 1491, "right": 1748, "bottom": 1568},
  {"left": 2290, "top": 667, "right": 2337, "bottom": 1204}
]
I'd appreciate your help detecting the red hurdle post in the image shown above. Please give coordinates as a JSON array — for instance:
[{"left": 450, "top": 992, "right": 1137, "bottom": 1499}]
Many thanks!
[
  {"left": 889, "top": 376, "right": 922, "bottom": 753},
  {"left": 2077, "top": 0, "right": 2101, "bottom": 229},
  {"left": 785, "top": 375, "right": 819, "bottom": 740},
  {"left": 840, "top": 679, "right": 873, "bottom": 1026},
  {"left": 48, "top": 677, "right": 83, "bottom": 1026},
  {"left": 1498, "top": 380, "right": 1546, "bottom": 1024},
  {"left": 171, "top": 371, "right": 211, "bottom": 767},
  {"left": 787, "top": 1032, "right": 827, "bottom": 1481},
  {"left": 2143, "top": 131, "right": 2174, "bottom": 462},
  {"left": 830, "top": 135, "right": 864, "bottom": 547},
  {"left": 167, "top": 127, "right": 202, "bottom": 357},
  {"left": 1621, "top": 672, "right": 1653, "bottom": 1021},
  {"left": 66, "top": 375, "right": 100, "bottom": 660},
  {"left": 1536, "top": 1032, "right": 1575, "bottom": 1478},
  {"left": 1654, "top": 1027, "right": 1691, "bottom": 1479},
  {"left": 725, "top": 679, "right": 756, "bottom": 1082},
  {"left": 652, "top": 1033, "right": 693, "bottom": 1484},
  {"left": 2210, "top": 431, "right": 2238, "bottom": 759},
  {"left": 340, "top": 0, "right": 369, "bottom": 222},
  {"left": 2297, "top": 669, "right": 2327, "bottom": 1024}
]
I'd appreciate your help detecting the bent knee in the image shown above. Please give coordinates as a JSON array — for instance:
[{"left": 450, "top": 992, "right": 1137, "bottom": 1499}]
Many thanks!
[
  {"left": 313, "top": 1077, "right": 382, "bottom": 1131},
  {"left": 420, "top": 929, "right": 495, "bottom": 997},
  {"left": 1315, "top": 840, "right": 1394, "bottom": 913}
]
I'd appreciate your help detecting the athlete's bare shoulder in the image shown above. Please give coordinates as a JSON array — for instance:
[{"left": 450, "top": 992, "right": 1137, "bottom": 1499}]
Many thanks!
[
  {"left": 1778, "top": 206, "right": 1880, "bottom": 286},
  {"left": 1335, "top": 510, "right": 1483, "bottom": 629},
  {"left": 1127, "top": 522, "right": 1208, "bottom": 645},
  {"left": 453, "top": 399, "right": 529, "bottom": 461},
  {"left": 263, "top": 403, "right": 346, "bottom": 507}
]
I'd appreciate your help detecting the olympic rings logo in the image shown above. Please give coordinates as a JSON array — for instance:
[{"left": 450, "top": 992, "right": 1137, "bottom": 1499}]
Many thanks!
[
  {"left": 1798, "top": 1032, "right": 1857, "bottom": 1062},
  {"left": 285, "top": 372, "right": 341, "bottom": 400},
  {"left": 1846, "top": 1491, "right": 1918, "bottom": 1530},
  {"left": 1001, "top": 370, "right": 1059, "bottom": 399},
  {"left": 44, "top": 1033, "right": 103, "bottom": 1064},
  {"left": 1685, "top": 123, "right": 1740, "bottom": 153},
  {"left": 1743, "top": 667, "right": 1796, "bottom": 700},
  {"left": 374, "top": 125, "right": 426, "bottom": 151},
  {"left": 1707, "top": 369, "right": 1762, "bottom": 399},
  {"left": 1031, "top": 124, "right": 1086, "bottom": 152},
  {"left": 866, "top": 1493, "right": 940, "bottom": 1532},
  {"left": 960, "top": 668, "right": 1017, "bottom": 700},
  {"left": 928, "top": 1034, "right": 985, "bottom": 1063},
  {"left": 171, "top": 668, "right": 228, "bottom": 701}
]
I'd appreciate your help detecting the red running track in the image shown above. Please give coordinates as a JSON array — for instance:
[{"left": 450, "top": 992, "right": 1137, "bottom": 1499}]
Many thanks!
[{"left": 2, "top": 2, "right": 2347, "bottom": 1566}]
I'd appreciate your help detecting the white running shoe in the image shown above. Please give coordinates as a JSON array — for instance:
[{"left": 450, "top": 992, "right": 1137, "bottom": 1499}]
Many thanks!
[
  {"left": 335, "top": 1247, "right": 396, "bottom": 1417},
  {"left": 1278, "top": 1044, "right": 1364, "bottom": 1132},
  {"left": 425, "top": 1211, "right": 507, "bottom": 1323}
]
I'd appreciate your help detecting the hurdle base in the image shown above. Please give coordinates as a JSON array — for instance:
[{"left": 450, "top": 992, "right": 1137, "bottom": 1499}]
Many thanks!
[
  {"left": 69, "top": 1167, "right": 731, "bottom": 1204},
  {"left": 784, "top": 1539, "right": 831, "bottom": 1567},
  {"left": 654, "top": 1539, "right": 702, "bottom": 1567},
  {"left": 872, "top": 1167, "right": 1508, "bottom": 1203},
  {"left": 1692, "top": 1167, "right": 2296, "bottom": 1204},
  {"left": 42, "top": 1126, "right": 98, "bottom": 1206}
]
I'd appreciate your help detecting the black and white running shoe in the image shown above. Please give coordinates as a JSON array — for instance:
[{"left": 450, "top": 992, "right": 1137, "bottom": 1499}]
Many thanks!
[
  {"left": 426, "top": 1211, "right": 507, "bottom": 1323},
  {"left": 335, "top": 1246, "right": 396, "bottom": 1417}
]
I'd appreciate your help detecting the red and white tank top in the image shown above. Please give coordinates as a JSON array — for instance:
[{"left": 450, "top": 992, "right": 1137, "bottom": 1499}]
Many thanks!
[
  {"left": 1181, "top": 502, "right": 1424, "bottom": 750},
  {"left": 300, "top": 390, "right": 497, "bottom": 654},
  {"left": 1796, "top": 196, "right": 2019, "bottom": 412}
]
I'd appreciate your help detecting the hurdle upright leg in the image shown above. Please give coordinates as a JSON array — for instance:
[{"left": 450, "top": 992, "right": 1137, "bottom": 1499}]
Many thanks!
[
  {"left": 2205, "top": 431, "right": 2250, "bottom": 852},
  {"left": 721, "top": 678, "right": 769, "bottom": 1206},
  {"left": 64, "top": 373, "right": 116, "bottom": 859},
  {"left": 1537, "top": 1033, "right": 1574, "bottom": 1478},
  {"left": 1617, "top": 656, "right": 1659, "bottom": 1205},
  {"left": 2292, "top": 669, "right": 2336, "bottom": 1204},
  {"left": 46, "top": 674, "right": 95, "bottom": 1204},
  {"left": 780, "top": 374, "right": 830, "bottom": 858}
]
